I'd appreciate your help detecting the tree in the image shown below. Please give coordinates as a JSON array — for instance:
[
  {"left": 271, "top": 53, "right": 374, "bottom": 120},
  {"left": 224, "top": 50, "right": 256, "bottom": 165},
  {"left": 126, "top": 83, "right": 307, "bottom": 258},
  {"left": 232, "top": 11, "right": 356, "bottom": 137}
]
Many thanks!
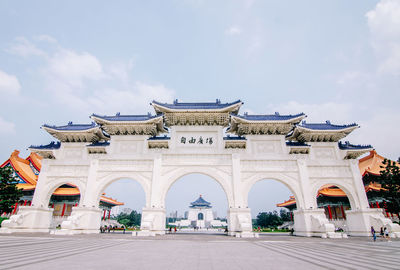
[
  {"left": 256, "top": 211, "right": 283, "bottom": 227},
  {"left": 379, "top": 159, "right": 400, "bottom": 214},
  {"left": 116, "top": 210, "right": 141, "bottom": 227},
  {"left": 0, "top": 166, "right": 23, "bottom": 214}
]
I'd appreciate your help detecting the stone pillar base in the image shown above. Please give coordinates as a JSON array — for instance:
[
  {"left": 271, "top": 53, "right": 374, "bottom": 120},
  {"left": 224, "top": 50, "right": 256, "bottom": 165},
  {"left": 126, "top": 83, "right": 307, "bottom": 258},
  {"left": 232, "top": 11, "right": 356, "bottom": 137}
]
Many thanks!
[
  {"left": 0, "top": 206, "right": 53, "bottom": 234},
  {"left": 227, "top": 208, "right": 253, "bottom": 236},
  {"left": 294, "top": 209, "right": 342, "bottom": 238},
  {"left": 140, "top": 207, "right": 166, "bottom": 235},
  {"left": 346, "top": 208, "right": 400, "bottom": 237},
  {"left": 58, "top": 207, "right": 102, "bottom": 235}
]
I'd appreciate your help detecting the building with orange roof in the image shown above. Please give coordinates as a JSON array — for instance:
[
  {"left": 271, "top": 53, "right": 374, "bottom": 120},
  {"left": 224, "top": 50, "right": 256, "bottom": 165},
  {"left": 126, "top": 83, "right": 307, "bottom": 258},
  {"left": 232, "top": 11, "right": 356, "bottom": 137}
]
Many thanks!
[
  {"left": 1, "top": 150, "right": 123, "bottom": 220},
  {"left": 277, "top": 150, "right": 397, "bottom": 222}
]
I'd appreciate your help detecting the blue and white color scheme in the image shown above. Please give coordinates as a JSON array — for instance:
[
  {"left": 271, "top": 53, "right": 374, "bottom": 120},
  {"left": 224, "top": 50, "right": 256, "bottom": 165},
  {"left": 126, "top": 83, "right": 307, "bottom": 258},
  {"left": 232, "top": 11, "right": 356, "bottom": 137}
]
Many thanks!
[{"left": 2, "top": 99, "right": 399, "bottom": 239}]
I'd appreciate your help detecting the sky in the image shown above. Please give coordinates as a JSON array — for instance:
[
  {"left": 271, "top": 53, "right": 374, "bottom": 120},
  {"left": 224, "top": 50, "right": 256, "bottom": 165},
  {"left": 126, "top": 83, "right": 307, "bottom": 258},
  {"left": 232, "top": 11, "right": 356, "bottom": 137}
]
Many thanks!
[{"left": 1, "top": 0, "right": 399, "bottom": 215}]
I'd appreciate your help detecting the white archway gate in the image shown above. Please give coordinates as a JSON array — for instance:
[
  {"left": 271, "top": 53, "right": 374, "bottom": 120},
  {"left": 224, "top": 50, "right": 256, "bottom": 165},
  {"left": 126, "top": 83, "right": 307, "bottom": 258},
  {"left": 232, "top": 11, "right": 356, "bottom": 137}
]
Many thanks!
[{"left": 2, "top": 100, "right": 399, "bottom": 237}]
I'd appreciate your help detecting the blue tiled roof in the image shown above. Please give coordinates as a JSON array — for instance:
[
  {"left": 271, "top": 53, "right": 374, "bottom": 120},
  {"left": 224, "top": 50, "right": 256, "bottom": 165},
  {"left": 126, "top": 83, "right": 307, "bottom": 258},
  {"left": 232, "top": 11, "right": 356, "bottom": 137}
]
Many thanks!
[
  {"left": 42, "top": 122, "right": 97, "bottom": 131},
  {"left": 29, "top": 141, "right": 61, "bottom": 150},
  {"left": 286, "top": 141, "right": 310, "bottom": 147},
  {"left": 152, "top": 99, "right": 242, "bottom": 110},
  {"left": 299, "top": 120, "right": 358, "bottom": 130},
  {"left": 148, "top": 135, "right": 170, "bottom": 140},
  {"left": 190, "top": 195, "right": 211, "bottom": 208},
  {"left": 223, "top": 135, "right": 246, "bottom": 140},
  {"left": 338, "top": 141, "right": 372, "bottom": 150},
  {"left": 236, "top": 112, "right": 305, "bottom": 121},
  {"left": 91, "top": 113, "right": 160, "bottom": 121},
  {"left": 87, "top": 141, "right": 110, "bottom": 147}
]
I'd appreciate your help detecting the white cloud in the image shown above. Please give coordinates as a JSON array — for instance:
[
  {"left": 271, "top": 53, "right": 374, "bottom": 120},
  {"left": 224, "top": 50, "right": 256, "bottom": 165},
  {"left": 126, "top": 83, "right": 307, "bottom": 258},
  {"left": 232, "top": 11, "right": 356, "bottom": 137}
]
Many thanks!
[
  {"left": 7, "top": 36, "right": 175, "bottom": 115},
  {"left": 86, "top": 82, "right": 175, "bottom": 114},
  {"left": 366, "top": 0, "right": 400, "bottom": 75},
  {"left": 46, "top": 49, "right": 104, "bottom": 89},
  {"left": 0, "top": 117, "right": 16, "bottom": 134},
  {"left": 6, "top": 37, "right": 46, "bottom": 57},
  {"left": 0, "top": 69, "right": 21, "bottom": 94},
  {"left": 225, "top": 26, "right": 242, "bottom": 36}
]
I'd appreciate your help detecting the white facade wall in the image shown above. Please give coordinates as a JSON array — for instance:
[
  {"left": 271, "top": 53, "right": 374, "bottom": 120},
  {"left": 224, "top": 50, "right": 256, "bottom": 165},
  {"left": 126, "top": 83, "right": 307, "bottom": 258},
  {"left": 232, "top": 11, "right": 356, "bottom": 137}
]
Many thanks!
[{"left": 1, "top": 125, "right": 400, "bottom": 238}]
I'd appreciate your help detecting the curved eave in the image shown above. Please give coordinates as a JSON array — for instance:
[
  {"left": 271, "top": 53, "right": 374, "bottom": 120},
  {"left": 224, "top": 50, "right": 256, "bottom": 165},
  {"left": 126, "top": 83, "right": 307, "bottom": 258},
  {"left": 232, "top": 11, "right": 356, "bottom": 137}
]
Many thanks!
[
  {"left": 276, "top": 200, "right": 296, "bottom": 207},
  {"left": 100, "top": 196, "right": 124, "bottom": 206},
  {"left": 151, "top": 100, "right": 243, "bottom": 114},
  {"left": 295, "top": 125, "right": 359, "bottom": 134},
  {"left": 231, "top": 114, "right": 306, "bottom": 124},
  {"left": 91, "top": 115, "right": 168, "bottom": 133},
  {"left": 42, "top": 126, "right": 107, "bottom": 142}
]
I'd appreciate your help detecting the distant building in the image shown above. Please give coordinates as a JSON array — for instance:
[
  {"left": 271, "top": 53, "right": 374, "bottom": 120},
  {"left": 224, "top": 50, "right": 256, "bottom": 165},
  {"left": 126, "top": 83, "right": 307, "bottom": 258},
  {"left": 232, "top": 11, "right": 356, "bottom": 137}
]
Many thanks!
[{"left": 170, "top": 195, "right": 227, "bottom": 228}]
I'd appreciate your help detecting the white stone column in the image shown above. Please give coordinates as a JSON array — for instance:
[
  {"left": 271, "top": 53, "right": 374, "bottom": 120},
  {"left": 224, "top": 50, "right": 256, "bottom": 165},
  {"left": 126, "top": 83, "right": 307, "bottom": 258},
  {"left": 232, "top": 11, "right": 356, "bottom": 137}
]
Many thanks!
[
  {"left": 294, "top": 160, "right": 338, "bottom": 238},
  {"left": 59, "top": 159, "right": 102, "bottom": 234},
  {"left": 345, "top": 160, "right": 400, "bottom": 237},
  {"left": 139, "top": 154, "right": 166, "bottom": 236},
  {"left": 0, "top": 160, "right": 53, "bottom": 233}
]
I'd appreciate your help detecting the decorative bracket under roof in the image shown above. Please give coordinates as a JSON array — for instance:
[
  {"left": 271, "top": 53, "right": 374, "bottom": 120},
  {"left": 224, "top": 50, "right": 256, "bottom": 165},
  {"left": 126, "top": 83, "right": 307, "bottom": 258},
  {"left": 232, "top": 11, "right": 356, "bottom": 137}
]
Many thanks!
[
  {"left": 228, "top": 112, "right": 306, "bottom": 136},
  {"left": 29, "top": 141, "right": 61, "bottom": 159},
  {"left": 287, "top": 120, "right": 359, "bottom": 142},
  {"left": 86, "top": 141, "right": 110, "bottom": 154},
  {"left": 148, "top": 136, "right": 170, "bottom": 149},
  {"left": 151, "top": 99, "right": 243, "bottom": 126},
  {"left": 42, "top": 122, "right": 108, "bottom": 143},
  {"left": 224, "top": 136, "right": 246, "bottom": 149},
  {"left": 286, "top": 141, "right": 310, "bottom": 154},
  {"left": 91, "top": 114, "right": 167, "bottom": 136},
  {"left": 338, "top": 141, "right": 373, "bottom": 159}
]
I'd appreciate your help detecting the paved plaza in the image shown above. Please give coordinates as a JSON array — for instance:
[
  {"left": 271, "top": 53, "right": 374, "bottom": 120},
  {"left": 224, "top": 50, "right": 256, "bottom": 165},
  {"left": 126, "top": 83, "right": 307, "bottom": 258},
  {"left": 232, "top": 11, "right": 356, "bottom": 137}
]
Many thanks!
[{"left": 0, "top": 233, "right": 399, "bottom": 270}]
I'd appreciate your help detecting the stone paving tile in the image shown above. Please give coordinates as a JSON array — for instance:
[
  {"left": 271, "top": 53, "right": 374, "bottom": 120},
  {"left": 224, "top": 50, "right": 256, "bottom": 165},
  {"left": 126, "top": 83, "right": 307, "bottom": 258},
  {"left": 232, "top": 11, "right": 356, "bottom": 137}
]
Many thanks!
[{"left": 0, "top": 233, "right": 398, "bottom": 270}]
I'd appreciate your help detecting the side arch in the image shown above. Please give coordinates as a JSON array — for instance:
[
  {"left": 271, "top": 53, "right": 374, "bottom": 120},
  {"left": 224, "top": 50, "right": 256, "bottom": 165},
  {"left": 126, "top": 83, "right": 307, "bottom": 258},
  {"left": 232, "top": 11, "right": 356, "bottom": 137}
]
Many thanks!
[
  {"left": 311, "top": 180, "right": 359, "bottom": 210},
  {"left": 39, "top": 179, "right": 85, "bottom": 208},
  {"left": 242, "top": 172, "right": 305, "bottom": 210},
  {"left": 91, "top": 172, "right": 151, "bottom": 208},
  {"left": 159, "top": 166, "right": 234, "bottom": 208}
]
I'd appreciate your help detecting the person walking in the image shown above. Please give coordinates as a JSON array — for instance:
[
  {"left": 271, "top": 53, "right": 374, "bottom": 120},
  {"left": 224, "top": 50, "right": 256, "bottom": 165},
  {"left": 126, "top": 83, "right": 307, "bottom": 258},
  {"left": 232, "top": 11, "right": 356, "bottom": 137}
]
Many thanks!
[
  {"left": 371, "top": 226, "right": 376, "bottom": 242},
  {"left": 380, "top": 227, "right": 384, "bottom": 239},
  {"left": 384, "top": 227, "right": 391, "bottom": 242}
]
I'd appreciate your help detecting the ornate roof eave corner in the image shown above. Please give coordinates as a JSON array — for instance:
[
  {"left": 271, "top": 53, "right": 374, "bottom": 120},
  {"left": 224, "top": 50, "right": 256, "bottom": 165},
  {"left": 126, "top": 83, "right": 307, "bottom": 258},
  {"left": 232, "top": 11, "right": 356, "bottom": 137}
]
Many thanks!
[
  {"left": 150, "top": 99, "right": 243, "bottom": 114},
  {"left": 227, "top": 113, "right": 306, "bottom": 136},
  {"left": 28, "top": 141, "right": 61, "bottom": 159},
  {"left": 86, "top": 141, "right": 110, "bottom": 154},
  {"left": 286, "top": 124, "right": 360, "bottom": 142},
  {"left": 90, "top": 114, "right": 168, "bottom": 135},
  {"left": 286, "top": 142, "right": 310, "bottom": 154},
  {"left": 41, "top": 123, "right": 105, "bottom": 143},
  {"left": 338, "top": 141, "right": 373, "bottom": 160}
]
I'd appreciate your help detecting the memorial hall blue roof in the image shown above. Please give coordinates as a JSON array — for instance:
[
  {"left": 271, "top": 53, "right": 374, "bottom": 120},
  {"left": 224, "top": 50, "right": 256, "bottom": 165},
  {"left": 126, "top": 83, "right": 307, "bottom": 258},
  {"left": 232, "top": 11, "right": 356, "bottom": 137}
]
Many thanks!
[
  {"left": 299, "top": 120, "right": 358, "bottom": 130},
  {"left": 91, "top": 113, "right": 160, "bottom": 121},
  {"left": 29, "top": 141, "right": 61, "bottom": 150},
  {"left": 42, "top": 122, "right": 98, "bottom": 131},
  {"left": 190, "top": 195, "right": 211, "bottom": 208},
  {"left": 152, "top": 99, "right": 242, "bottom": 110},
  {"left": 235, "top": 112, "right": 305, "bottom": 121},
  {"left": 338, "top": 141, "right": 372, "bottom": 150}
]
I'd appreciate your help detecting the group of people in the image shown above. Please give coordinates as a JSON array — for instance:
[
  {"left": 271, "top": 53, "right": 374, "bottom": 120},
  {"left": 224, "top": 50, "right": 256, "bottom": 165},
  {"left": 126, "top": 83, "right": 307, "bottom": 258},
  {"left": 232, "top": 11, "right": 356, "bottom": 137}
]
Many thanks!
[
  {"left": 168, "top": 226, "right": 177, "bottom": 233},
  {"left": 100, "top": 225, "right": 126, "bottom": 234},
  {"left": 370, "top": 226, "right": 391, "bottom": 242}
]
